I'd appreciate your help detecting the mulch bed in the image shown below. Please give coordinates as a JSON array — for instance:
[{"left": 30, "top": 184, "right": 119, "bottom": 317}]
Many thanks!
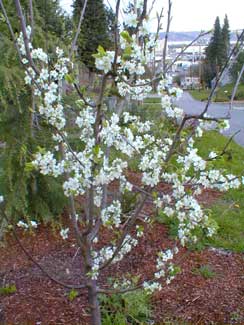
[{"left": 0, "top": 174, "right": 243, "bottom": 324}]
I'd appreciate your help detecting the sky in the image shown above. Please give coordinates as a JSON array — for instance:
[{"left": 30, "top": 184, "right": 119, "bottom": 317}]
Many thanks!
[{"left": 60, "top": 0, "right": 244, "bottom": 32}]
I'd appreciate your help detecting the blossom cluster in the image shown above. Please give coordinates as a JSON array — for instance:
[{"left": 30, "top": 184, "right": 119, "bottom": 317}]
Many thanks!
[
  {"left": 143, "top": 247, "right": 180, "bottom": 294},
  {"left": 91, "top": 234, "right": 138, "bottom": 280},
  {"left": 17, "top": 29, "right": 69, "bottom": 130},
  {"left": 17, "top": 220, "right": 38, "bottom": 229},
  {"left": 93, "top": 11, "right": 154, "bottom": 100}
]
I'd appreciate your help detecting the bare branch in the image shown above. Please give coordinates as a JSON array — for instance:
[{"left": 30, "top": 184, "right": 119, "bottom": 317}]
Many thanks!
[
  {"left": 95, "top": 74, "right": 109, "bottom": 142},
  {"left": 154, "top": 6, "right": 164, "bottom": 43},
  {"left": 14, "top": 0, "right": 39, "bottom": 74},
  {"left": 113, "top": 0, "right": 121, "bottom": 67},
  {"left": 165, "top": 30, "right": 211, "bottom": 73},
  {"left": 228, "top": 64, "right": 244, "bottom": 115},
  {"left": 209, "top": 130, "right": 241, "bottom": 160},
  {"left": 162, "top": 0, "right": 172, "bottom": 74},
  {"left": 148, "top": 0, "right": 157, "bottom": 17},
  {"left": 69, "top": 0, "right": 88, "bottom": 60},
  {"left": 74, "top": 83, "right": 96, "bottom": 107},
  {"left": 98, "top": 284, "right": 143, "bottom": 294}
]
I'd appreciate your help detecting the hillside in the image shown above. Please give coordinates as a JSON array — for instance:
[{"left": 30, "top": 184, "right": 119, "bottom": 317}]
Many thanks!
[{"left": 159, "top": 31, "right": 239, "bottom": 43}]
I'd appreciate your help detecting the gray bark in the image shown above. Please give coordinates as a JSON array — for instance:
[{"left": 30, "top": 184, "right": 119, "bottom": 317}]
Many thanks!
[{"left": 88, "top": 280, "right": 101, "bottom": 325}]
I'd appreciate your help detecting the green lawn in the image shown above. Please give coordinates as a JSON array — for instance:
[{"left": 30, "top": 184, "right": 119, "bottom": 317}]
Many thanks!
[
  {"left": 196, "top": 131, "right": 244, "bottom": 252},
  {"left": 189, "top": 83, "right": 244, "bottom": 102}
]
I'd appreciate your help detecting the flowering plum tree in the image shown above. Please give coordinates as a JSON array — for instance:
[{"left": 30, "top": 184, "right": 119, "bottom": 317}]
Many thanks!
[{"left": 0, "top": 0, "right": 244, "bottom": 324}]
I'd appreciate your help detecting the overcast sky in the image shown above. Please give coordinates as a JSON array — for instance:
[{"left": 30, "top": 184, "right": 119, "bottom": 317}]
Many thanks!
[{"left": 60, "top": 0, "right": 243, "bottom": 32}]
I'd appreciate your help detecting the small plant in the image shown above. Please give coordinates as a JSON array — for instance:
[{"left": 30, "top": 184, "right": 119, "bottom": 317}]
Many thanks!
[
  {"left": 100, "top": 289, "right": 152, "bottom": 325},
  {"left": 192, "top": 265, "right": 216, "bottom": 279},
  {"left": 230, "top": 309, "right": 243, "bottom": 323},
  {"left": 156, "top": 209, "right": 179, "bottom": 238},
  {"left": 68, "top": 289, "right": 79, "bottom": 301},
  {"left": 0, "top": 284, "right": 16, "bottom": 296}
]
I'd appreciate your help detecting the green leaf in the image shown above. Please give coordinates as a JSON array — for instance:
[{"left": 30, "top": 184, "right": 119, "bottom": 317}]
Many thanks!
[
  {"left": 122, "top": 46, "right": 132, "bottom": 60},
  {"left": 65, "top": 74, "right": 74, "bottom": 84},
  {"left": 68, "top": 289, "right": 79, "bottom": 301},
  {"left": 24, "top": 162, "right": 35, "bottom": 172},
  {"left": 120, "top": 31, "right": 132, "bottom": 43},
  {"left": 97, "top": 45, "right": 106, "bottom": 55},
  {"left": 93, "top": 144, "right": 100, "bottom": 156}
]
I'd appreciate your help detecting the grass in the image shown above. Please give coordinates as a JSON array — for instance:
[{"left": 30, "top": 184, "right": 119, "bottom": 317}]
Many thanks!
[
  {"left": 189, "top": 83, "right": 244, "bottom": 102},
  {"left": 143, "top": 97, "right": 161, "bottom": 104},
  {"left": 131, "top": 96, "right": 163, "bottom": 121},
  {"left": 0, "top": 284, "right": 16, "bottom": 296},
  {"left": 195, "top": 131, "right": 244, "bottom": 252},
  {"left": 192, "top": 265, "right": 216, "bottom": 279}
]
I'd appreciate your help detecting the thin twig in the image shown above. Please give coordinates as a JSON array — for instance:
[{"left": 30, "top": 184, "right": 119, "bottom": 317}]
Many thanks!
[
  {"left": 165, "top": 30, "right": 211, "bottom": 73},
  {"left": 74, "top": 83, "right": 96, "bottom": 107},
  {"left": 148, "top": 0, "right": 157, "bottom": 17},
  {"left": 218, "top": 129, "right": 241, "bottom": 157},
  {"left": 162, "top": 0, "right": 172, "bottom": 74},
  {"left": 14, "top": 0, "right": 39, "bottom": 74},
  {"left": 228, "top": 64, "right": 244, "bottom": 115},
  {"left": 154, "top": 7, "right": 164, "bottom": 43},
  {"left": 113, "top": 0, "right": 121, "bottom": 67}
]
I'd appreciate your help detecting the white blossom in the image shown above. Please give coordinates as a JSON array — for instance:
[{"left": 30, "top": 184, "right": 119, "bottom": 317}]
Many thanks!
[{"left": 60, "top": 228, "right": 69, "bottom": 240}]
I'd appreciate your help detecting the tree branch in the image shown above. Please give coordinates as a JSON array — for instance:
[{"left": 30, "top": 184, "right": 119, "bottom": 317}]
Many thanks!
[
  {"left": 165, "top": 30, "right": 211, "bottom": 73},
  {"left": 228, "top": 63, "right": 244, "bottom": 115},
  {"left": 14, "top": 0, "right": 39, "bottom": 74},
  {"left": 69, "top": 0, "right": 88, "bottom": 60},
  {"left": 162, "top": 0, "right": 172, "bottom": 74}
]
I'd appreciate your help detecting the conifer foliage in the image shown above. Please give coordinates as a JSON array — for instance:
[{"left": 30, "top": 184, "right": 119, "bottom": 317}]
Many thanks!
[
  {"left": 204, "top": 15, "right": 230, "bottom": 86},
  {"left": 73, "top": 0, "right": 114, "bottom": 71},
  {"left": 0, "top": 0, "right": 69, "bottom": 224}
]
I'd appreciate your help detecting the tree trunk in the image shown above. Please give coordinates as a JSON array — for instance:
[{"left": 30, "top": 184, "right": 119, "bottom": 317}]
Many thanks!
[{"left": 88, "top": 280, "right": 101, "bottom": 325}]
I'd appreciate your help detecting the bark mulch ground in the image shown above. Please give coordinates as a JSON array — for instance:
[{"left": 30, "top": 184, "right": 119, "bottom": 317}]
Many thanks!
[{"left": 0, "top": 176, "right": 243, "bottom": 324}]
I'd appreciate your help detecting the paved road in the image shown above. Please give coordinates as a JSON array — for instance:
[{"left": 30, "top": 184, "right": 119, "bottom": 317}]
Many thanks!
[{"left": 175, "top": 92, "right": 244, "bottom": 147}]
